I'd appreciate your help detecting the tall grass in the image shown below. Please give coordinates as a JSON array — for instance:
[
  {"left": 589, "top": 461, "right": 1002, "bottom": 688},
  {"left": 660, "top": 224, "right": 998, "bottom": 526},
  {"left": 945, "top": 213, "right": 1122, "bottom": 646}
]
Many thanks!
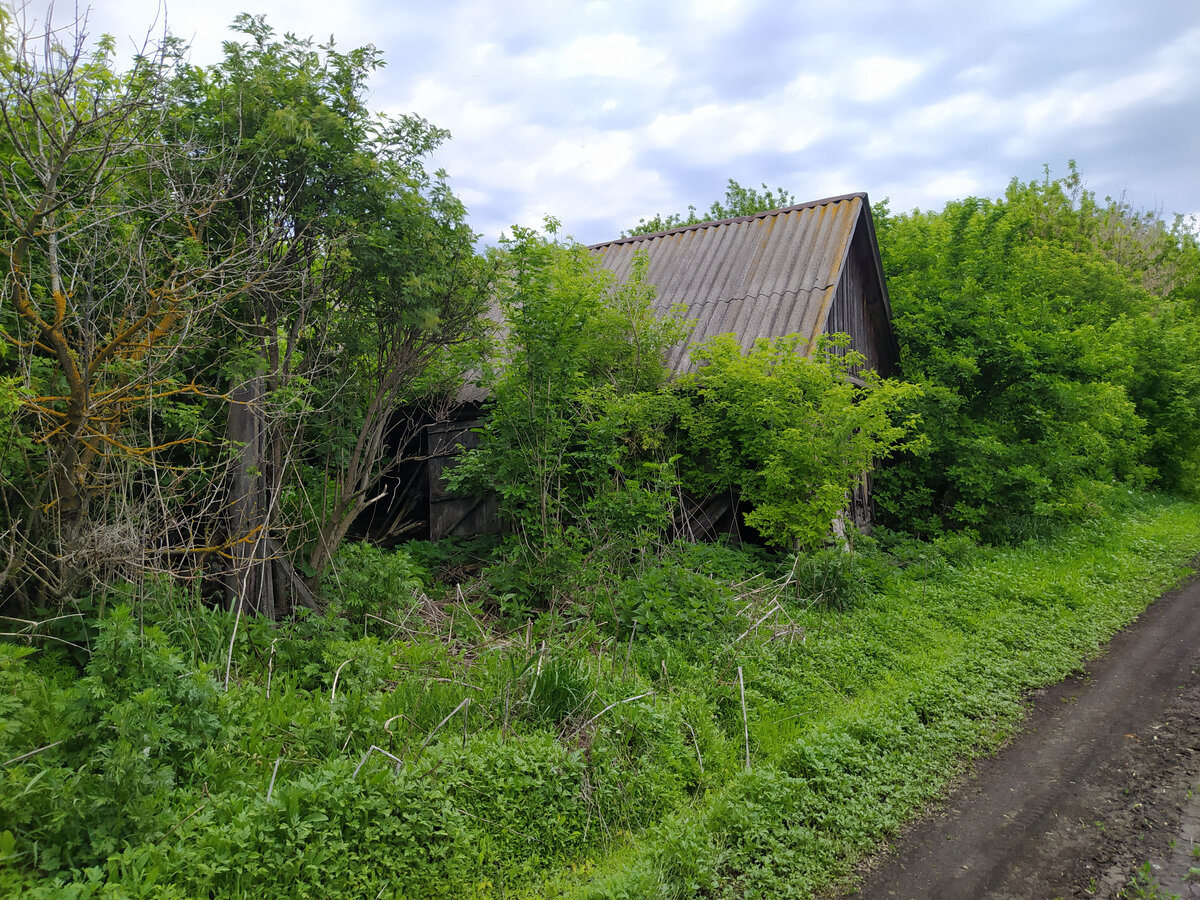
[{"left": 1, "top": 496, "right": 1197, "bottom": 898}]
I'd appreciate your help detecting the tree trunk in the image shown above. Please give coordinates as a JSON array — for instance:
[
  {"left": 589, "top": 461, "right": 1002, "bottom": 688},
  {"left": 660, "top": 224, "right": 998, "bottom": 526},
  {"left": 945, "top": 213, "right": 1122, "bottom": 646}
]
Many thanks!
[{"left": 221, "top": 377, "right": 315, "bottom": 617}]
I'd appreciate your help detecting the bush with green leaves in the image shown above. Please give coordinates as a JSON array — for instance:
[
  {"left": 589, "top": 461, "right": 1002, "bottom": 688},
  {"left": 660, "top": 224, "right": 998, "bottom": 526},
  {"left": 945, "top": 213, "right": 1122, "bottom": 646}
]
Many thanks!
[
  {"left": 679, "top": 333, "right": 923, "bottom": 549},
  {"left": 788, "top": 541, "right": 886, "bottom": 611},
  {"left": 448, "top": 226, "right": 687, "bottom": 608},
  {"left": 873, "top": 165, "right": 1200, "bottom": 539},
  {"left": 0, "top": 605, "right": 222, "bottom": 878},
  {"left": 613, "top": 560, "right": 739, "bottom": 643},
  {"left": 319, "top": 541, "right": 429, "bottom": 618}
]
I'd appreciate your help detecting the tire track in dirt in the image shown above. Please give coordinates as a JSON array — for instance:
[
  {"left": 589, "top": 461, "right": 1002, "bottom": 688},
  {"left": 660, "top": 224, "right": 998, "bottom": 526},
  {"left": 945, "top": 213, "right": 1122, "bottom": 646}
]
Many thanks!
[{"left": 844, "top": 570, "right": 1200, "bottom": 900}]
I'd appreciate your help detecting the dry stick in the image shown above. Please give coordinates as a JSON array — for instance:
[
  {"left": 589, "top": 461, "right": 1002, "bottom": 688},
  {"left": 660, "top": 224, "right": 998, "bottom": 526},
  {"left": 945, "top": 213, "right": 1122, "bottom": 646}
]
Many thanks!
[
  {"left": 683, "top": 721, "right": 704, "bottom": 774},
  {"left": 266, "top": 638, "right": 277, "bottom": 700},
  {"left": 0, "top": 614, "right": 90, "bottom": 653},
  {"left": 735, "top": 602, "right": 784, "bottom": 643},
  {"left": 0, "top": 632, "right": 89, "bottom": 653},
  {"left": 456, "top": 583, "right": 488, "bottom": 642},
  {"left": 2, "top": 739, "right": 64, "bottom": 768},
  {"left": 364, "top": 612, "right": 421, "bottom": 639},
  {"left": 526, "top": 641, "right": 547, "bottom": 702},
  {"left": 579, "top": 691, "right": 653, "bottom": 732},
  {"left": 738, "top": 665, "right": 750, "bottom": 769},
  {"left": 564, "top": 690, "right": 600, "bottom": 734},
  {"left": 416, "top": 698, "right": 471, "bottom": 761},
  {"left": 621, "top": 622, "right": 637, "bottom": 681},
  {"left": 266, "top": 756, "right": 283, "bottom": 801},
  {"left": 352, "top": 745, "right": 405, "bottom": 779},
  {"left": 223, "top": 600, "right": 242, "bottom": 691},
  {"left": 330, "top": 658, "right": 353, "bottom": 702},
  {"left": 0, "top": 613, "right": 83, "bottom": 628}
]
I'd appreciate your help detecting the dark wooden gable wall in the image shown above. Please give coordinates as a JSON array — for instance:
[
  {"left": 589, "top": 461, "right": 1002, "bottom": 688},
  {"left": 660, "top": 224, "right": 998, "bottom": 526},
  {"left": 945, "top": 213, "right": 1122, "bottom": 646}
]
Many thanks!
[{"left": 824, "top": 209, "right": 899, "bottom": 377}]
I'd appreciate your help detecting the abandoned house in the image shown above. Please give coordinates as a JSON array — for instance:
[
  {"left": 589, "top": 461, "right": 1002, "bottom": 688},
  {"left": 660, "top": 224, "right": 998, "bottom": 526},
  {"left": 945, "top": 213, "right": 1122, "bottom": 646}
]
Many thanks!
[
  {"left": 591, "top": 192, "right": 898, "bottom": 379},
  {"left": 357, "top": 191, "right": 900, "bottom": 543}
]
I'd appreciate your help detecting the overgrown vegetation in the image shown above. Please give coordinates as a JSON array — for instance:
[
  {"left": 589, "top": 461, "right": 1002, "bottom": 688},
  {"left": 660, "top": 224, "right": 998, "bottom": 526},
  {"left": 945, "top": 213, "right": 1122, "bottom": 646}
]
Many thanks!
[
  {"left": 3, "top": 497, "right": 1197, "bottom": 897},
  {"left": 448, "top": 227, "right": 918, "bottom": 612},
  {"left": 3, "top": 9, "right": 1200, "bottom": 900},
  {"left": 677, "top": 334, "right": 922, "bottom": 550},
  {"left": 623, "top": 179, "right": 799, "bottom": 237},
  {"left": 873, "top": 163, "right": 1200, "bottom": 541},
  {"left": 0, "top": 10, "right": 489, "bottom": 617}
]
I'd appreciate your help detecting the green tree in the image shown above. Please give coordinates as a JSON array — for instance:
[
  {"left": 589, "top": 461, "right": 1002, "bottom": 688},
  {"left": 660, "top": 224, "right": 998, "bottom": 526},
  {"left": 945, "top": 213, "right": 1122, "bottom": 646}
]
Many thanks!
[
  {"left": 448, "top": 225, "right": 687, "bottom": 607},
  {"left": 0, "top": 10, "right": 489, "bottom": 617},
  {"left": 0, "top": 10, "right": 242, "bottom": 609},
  {"left": 173, "top": 16, "right": 490, "bottom": 613},
  {"left": 873, "top": 166, "right": 1200, "bottom": 539},
  {"left": 623, "top": 179, "right": 797, "bottom": 237},
  {"left": 679, "top": 334, "right": 922, "bottom": 549}
]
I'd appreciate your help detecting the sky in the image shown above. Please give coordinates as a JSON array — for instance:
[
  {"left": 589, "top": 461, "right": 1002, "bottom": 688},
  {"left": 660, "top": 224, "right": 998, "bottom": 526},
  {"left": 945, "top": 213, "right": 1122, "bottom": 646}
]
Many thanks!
[{"left": 10, "top": 0, "right": 1200, "bottom": 246}]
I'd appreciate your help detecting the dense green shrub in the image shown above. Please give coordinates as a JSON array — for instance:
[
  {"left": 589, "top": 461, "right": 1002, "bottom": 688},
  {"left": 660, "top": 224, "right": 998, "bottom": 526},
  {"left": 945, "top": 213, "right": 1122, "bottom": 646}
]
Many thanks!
[
  {"left": 679, "top": 333, "right": 922, "bottom": 550},
  {"left": 448, "top": 228, "right": 687, "bottom": 610},
  {"left": 874, "top": 167, "right": 1200, "bottom": 539},
  {"left": 319, "top": 542, "right": 429, "bottom": 618},
  {"left": 613, "top": 561, "right": 737, "bottom": 643},
  {"left": 170, "top": 760, "right": 471, "bottom": 899}
]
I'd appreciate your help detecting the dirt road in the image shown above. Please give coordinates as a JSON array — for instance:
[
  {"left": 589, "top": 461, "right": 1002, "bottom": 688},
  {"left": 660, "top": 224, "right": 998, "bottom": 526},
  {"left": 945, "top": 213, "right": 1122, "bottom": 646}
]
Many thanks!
[{"left": 845, "top": 571, "right": 1200, "bottom": 900}]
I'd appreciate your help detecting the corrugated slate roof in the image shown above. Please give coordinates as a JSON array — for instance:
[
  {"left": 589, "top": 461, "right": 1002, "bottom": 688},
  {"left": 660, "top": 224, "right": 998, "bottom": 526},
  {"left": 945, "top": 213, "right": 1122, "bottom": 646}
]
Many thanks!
[{"left": 590, "top": 192, "right": 867, "bottom": 373}]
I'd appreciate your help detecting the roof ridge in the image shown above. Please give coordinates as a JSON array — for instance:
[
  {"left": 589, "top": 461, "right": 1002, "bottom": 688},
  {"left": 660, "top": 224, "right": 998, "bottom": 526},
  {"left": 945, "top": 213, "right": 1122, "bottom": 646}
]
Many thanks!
[{"left": 591, "top": 192, "right": 867, "bottom": 249}]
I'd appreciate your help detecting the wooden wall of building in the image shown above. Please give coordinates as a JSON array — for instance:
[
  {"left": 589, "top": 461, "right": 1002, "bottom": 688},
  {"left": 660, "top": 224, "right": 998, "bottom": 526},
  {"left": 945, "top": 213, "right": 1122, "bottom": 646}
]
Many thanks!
[
  {"left": 825, "top": 227, "right": 898, "bottom": 377},
  {"left": 426, "top": 419, "right": 500, "bottom": 540}
]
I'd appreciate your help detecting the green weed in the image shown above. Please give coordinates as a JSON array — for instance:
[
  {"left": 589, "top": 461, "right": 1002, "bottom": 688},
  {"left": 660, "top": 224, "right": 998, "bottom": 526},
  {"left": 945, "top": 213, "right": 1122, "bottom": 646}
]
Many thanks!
[
  {"left": 2, "top": 496, "right": 1198, "bottom": 898},
  {"left": 1122, "top": 862, "right": 1181, "bottom": 899}
]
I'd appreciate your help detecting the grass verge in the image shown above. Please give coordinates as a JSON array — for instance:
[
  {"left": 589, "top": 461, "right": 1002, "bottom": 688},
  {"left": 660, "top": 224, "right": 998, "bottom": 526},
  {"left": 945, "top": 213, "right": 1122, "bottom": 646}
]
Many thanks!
[
  {"left": 0, "top": 496, "right": 1197, "bottom": 898},
  {"left": 567, "top": 496, "right": 1200, "bottom": 898}
]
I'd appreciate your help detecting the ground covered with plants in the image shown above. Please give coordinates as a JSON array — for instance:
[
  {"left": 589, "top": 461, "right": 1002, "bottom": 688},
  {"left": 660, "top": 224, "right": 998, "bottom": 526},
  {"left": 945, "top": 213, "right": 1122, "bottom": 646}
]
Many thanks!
[{"left": 2, "top": 495, "right": 1198, "bottom": 898}]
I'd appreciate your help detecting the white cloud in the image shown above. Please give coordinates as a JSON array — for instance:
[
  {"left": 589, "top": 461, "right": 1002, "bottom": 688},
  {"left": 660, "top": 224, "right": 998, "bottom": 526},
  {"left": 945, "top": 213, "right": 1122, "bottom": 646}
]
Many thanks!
[
  {"left": 542, "top": 131, "right": 637, "bottom": 178},
  {"left": 911, "top": 91, "right": 995, "bottom": 135},
  {"left": 645, "top": 102, "right": 783, "bottom": 166},
  {"left": 10, "top": 0, "right": 1200, "bottom": 243},
  {"left": 849, "top": 55, "right": 926, "bottom": 103},
  {"left": 528, "top": 32, "right": 673, "bottom": 81},
  {"left": 688, "top": 0, "right": 758, "bottom": 26},
  {"left": 1005, "top": 25, "right": 1200, "bottom": 155}
]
